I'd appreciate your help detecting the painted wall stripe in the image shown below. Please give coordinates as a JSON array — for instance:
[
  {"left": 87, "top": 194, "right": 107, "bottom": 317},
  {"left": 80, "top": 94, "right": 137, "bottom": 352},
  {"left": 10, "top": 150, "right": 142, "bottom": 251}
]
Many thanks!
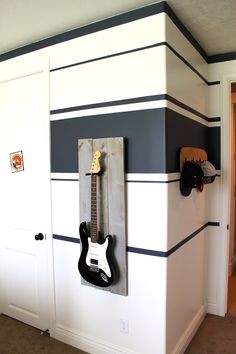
[
  {"left": 50, "top": 108, "right": 214, "bottom": 174},
  {"left": 50, "top": 95, "right": 166, "bottom": 115},
  {"left": 50, "top": 41, "right": 216, "bottom": 87},
  {"left": 208, "top": 81, "right": 221, "bottom": 86},
  {"left": 50, "top": 94, "right": 209, "bottom": 123},
  {"left": 51, "top": 178, "right": 79, "bottom": 182},
  {"left": 0, "top": 2, "right": 167, "bottom": 62},
  {"left": 126, "top": 179, "right": 180, "bottom": 184},
  {"left": 53, "top": 234, "right": 80, "bottom": 243},
  {"left": 163, "top": 2, "right": 207, "bottom": 61},
  {"left": 51, "top": 172, "right": 181, "bottom": 182},
  {"left": 51, "top": 108, "right": 166, "bottom": 174},
  {"left": 208, "top": 52, "right": 236, "bottom": 64},
  {"left": 166, "top": 43, "right": 208, "bottom": 85},
  {"left": 207, "top": 117, "right": 221, "bottom": 122},
  {"left": 52, "top": 221, "right": 220, "bottom": 257},
  {"left": 50, "top": 42, "right": 166, "bottom": 72},
  {"left": 51, "top": 178, "right": 180, "bottom": 184},
  {"left": 0, "top": 1, "right": 233, "bottom": 65}
]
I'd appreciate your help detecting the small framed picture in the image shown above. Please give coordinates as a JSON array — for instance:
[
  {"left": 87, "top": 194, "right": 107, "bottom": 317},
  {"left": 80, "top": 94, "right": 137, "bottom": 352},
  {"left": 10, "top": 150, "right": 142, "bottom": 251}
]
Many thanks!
[{"left": 10, "top": 151, "right": 24, "bottom": 173}]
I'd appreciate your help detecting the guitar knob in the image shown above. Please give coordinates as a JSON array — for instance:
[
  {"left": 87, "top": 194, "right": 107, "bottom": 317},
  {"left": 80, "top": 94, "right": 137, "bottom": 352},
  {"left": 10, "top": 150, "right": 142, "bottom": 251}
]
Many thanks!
[{"left": 35, "top": 233, "right": 44, "bottom": 241}]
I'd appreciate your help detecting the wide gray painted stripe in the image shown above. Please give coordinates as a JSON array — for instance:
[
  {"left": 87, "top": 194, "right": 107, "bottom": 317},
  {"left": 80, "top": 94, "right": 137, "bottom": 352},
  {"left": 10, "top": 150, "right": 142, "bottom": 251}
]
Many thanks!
[
  {"left": 51, "top": 108, "right": 217, "bottom": 174},
  {"left": 51, "top": 108, "right": 166, "bottom": 174},
  {"left": 52, "top": 222, "right": 220, "bottom": 257},
  {"left": 207, "top": 127, "right": 221, "bottom": 169}
]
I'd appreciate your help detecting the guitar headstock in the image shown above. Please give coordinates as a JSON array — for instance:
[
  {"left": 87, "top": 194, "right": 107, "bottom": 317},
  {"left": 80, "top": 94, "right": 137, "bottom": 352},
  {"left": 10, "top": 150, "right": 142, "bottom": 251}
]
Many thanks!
[{"left": 90, "top": 150, "right": 102, "bottom": 174}]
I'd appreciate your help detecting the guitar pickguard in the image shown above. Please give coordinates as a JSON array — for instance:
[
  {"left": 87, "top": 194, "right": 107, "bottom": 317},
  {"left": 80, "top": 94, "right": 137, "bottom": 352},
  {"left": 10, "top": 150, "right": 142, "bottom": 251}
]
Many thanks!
[
  {"left": 86, "top": 238, "right": 111, "bottom": 277},
  {"left": 78, "top": 221, "right": 114, "bottom": 287}
]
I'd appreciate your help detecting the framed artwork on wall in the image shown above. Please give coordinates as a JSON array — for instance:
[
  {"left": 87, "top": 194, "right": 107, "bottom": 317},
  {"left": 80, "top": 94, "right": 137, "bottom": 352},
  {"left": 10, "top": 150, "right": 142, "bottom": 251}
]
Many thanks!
[{"left": 10, "top": 150, "right": 24, "bottom": 172}]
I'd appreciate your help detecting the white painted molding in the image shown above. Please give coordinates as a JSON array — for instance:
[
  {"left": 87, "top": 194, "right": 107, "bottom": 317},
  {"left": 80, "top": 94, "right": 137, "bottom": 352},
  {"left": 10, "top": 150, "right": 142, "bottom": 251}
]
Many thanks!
[
  {"left": 172, "top": 304, "right": 206, "bottom": 354},
  {"left": 207, "top": 302, "right": 218, "bottom": 316},
  {"left": 219, "top": 73, "right": 236, "bottom": 316},
  {"left": 52, "top": 324, "right": 138, "bottom": 354}
]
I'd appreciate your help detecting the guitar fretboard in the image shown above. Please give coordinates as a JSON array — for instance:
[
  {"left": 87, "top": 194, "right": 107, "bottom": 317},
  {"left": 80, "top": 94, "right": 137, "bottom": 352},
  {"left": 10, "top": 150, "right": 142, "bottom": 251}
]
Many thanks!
[{"left": 90, "top": 174, "right": 98, "bottom": 243}]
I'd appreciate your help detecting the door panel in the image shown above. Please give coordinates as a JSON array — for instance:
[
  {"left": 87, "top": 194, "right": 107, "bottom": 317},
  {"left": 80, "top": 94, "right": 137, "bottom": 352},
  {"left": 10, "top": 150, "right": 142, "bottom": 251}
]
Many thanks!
[{"left": 0, "top": 61, "right": 52, "bottom": 330}]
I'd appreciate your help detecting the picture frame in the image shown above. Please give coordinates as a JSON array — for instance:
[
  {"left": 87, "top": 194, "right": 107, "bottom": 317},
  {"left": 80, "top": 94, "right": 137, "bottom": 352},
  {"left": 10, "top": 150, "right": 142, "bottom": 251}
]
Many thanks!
[{"left": 10, "top": 150, "right": 24, "bottom": 173}]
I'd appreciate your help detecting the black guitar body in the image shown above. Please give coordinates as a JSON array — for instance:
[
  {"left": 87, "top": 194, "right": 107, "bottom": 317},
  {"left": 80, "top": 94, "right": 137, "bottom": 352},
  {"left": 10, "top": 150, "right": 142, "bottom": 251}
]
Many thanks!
[{"left": 78, "top": 222, "right": 114, "bottom": 287}]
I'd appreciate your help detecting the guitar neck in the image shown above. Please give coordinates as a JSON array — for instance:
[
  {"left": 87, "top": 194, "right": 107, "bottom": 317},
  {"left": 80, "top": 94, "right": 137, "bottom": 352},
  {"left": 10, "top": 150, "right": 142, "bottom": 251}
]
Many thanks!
[{"left": 90, "top": 174, "right": 98, "bottom": 243}]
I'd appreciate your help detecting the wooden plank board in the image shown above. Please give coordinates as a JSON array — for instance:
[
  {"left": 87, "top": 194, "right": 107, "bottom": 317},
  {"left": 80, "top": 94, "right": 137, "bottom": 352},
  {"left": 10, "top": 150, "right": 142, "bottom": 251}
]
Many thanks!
[
  {"left": 180, "top": 147, "right": 208, "bottom": 171},
  {"left": 78, "top": 138, "right": 127, "bottom": 295}
]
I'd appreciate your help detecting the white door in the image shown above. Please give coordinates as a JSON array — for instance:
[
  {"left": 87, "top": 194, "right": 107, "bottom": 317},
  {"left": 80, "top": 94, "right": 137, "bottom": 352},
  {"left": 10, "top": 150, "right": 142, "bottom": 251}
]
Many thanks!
[{"left": 0, "top": 60, "right": 52, "bottom": 331}]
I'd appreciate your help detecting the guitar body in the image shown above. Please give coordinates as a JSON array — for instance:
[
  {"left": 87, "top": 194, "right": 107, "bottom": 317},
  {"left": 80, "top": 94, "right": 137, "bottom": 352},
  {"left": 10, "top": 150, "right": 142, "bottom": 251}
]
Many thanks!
[{"left": 78, "top": 222, "right": 114, "bottom": 287}]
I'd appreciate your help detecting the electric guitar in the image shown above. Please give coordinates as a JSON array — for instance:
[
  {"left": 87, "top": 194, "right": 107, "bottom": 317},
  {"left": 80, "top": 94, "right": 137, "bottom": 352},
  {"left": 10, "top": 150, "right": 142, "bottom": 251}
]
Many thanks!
[{"left": 78, "top": 150, "right": 114, "bottom": 287}]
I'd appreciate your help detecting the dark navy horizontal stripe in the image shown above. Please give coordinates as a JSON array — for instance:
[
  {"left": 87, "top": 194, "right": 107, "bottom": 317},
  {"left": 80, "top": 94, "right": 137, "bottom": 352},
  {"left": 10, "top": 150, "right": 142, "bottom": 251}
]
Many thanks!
[
  {"left": 0, "top": 2, "right": 167, "bottom": 62},
  {"left": 208, "top": 81, "right": 221, "bottom": 86},
  {"left": 51, "top": 94, "right": 209, "bottom": 122},
  {"left": 207, "top": 127, "right": 221, "bottom": 169},
  {"left": 53, "top": 234, "right": 80, "bottom": 243},
  {"left": 51, "top": 176, "right": 220, "bottom": 183},
  {"left": 51, "top": 108, "right": 166, "bottom": 174},
  {"left": 53, "top": 221, "right": 220, "bottom": 257},
  {"left": 0, "top": 1, "right": 233, "bottom": 66},
  {"left": 208, "top": 221, "right": 220, "bottom": 227},
  {"left": 50, "top": 107, "right": 220, "bottom": 173},
  {"left": 126, "top": 179, "right": 180, "bottom": 184},
  {"left": 51, "top": 42, "right": 166, "bottom": 72},
  {"left": 166, "top": 108, "right": 209, "bottom": 171},
  {"left": 166, "top": 43, "right": 208, "bottom": 85},
  {"left": 127, "top": 246, "right": 166, "bottom": 257},
  {"left": 208, "top": 52, "right": 236, "bottom": 64},
  {"left": 163, "top": 2, "right": 207, "bottom": 61},
  {"left": 50, "top": 177, "right": 180, "bottom": 183},
  {"left": 166, "top": 95, "right": 209, "bottom": 121},
  {"left": 50, "top": 95, "right": 166, "bottom": 115},
  {"left": 207, "top": 117, "right": 221, "bottom": 122},
  {"left": 51, "top": 41, "right": 215, "bottom": 88},
  {"left": 51, "top": 178, "right": 79, "bottom": 182},
  {"left": 0, "top": 1, "right": 207, "bottom": 66}
]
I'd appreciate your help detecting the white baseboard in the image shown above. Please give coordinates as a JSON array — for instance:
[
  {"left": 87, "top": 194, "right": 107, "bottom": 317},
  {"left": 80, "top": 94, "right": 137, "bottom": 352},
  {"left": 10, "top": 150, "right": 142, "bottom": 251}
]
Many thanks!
[
  {"left": 171, "top": 304, "right": 206, "bottom": 354},
  {"left": 51, "top": 324, "right": 137, "bottom": 354},
  {"left": 207, "top": 302, "right": 219, "bottom": 315}
]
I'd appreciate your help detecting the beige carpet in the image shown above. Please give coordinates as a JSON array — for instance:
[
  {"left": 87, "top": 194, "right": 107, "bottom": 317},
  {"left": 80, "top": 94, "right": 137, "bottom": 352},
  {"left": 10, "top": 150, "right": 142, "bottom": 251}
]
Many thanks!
[
  {"left": 185, "top": 277, "right": 236, "bottom": 353},
  {"left": 0, "top": 314, "right": 87, "bottom": 354},
  {"left": 185, "top": 314, "right": 236, "bottom": 354}
]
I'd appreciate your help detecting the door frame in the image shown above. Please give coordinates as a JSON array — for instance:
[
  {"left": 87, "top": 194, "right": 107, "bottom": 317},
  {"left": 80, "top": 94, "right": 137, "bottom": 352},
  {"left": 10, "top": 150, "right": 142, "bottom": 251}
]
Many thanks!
[
  {"left": 0, "top": 57, "right": 55, "bottom": 331},
  {"left": 221, "top": 74, "right": 236, "bottom": 315}
]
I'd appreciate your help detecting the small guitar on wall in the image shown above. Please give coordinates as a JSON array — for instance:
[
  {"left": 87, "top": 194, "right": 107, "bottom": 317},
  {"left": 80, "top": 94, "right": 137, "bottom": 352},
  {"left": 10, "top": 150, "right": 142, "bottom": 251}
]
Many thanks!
[{"left": 78, "top": 150, "right": 114, "bottom": 287}]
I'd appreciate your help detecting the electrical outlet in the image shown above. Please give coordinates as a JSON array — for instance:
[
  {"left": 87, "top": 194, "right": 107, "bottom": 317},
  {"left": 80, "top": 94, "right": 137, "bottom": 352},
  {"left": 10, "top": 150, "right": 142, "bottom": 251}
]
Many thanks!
[{"left": 120, "top": 319, "right": 129, "bottom": 334}]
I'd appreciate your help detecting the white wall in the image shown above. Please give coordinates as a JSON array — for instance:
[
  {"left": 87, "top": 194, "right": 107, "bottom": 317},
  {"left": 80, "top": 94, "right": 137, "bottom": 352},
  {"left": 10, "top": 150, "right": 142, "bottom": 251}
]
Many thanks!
[
  {"left": 165, "top": 14, "right": 208, "bottom": 354},
  {"left": 206, "top": 60, "right": 236, "bottom": 315},
  {"left": 0, "top": 3, "right": 226, "bottom": 353}
]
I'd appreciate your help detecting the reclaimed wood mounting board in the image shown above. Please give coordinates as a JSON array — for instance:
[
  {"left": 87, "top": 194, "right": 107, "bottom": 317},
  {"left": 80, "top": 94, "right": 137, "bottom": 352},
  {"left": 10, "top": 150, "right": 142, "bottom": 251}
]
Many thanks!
[{"left": 78, "top": 137, "right": 127, "bottom": 296}]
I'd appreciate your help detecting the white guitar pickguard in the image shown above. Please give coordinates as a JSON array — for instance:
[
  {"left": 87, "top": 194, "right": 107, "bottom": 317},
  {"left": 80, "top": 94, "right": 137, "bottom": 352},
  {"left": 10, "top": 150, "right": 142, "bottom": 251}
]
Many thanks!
[{"left": 86, "top": 238, "right": 111, "bottom": 277}]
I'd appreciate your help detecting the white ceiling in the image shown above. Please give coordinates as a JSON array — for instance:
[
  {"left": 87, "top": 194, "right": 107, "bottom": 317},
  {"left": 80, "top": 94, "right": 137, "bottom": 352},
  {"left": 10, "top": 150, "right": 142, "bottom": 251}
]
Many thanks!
[{"left": 1, "top": 0, "right": 236, "bottom": 57}]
